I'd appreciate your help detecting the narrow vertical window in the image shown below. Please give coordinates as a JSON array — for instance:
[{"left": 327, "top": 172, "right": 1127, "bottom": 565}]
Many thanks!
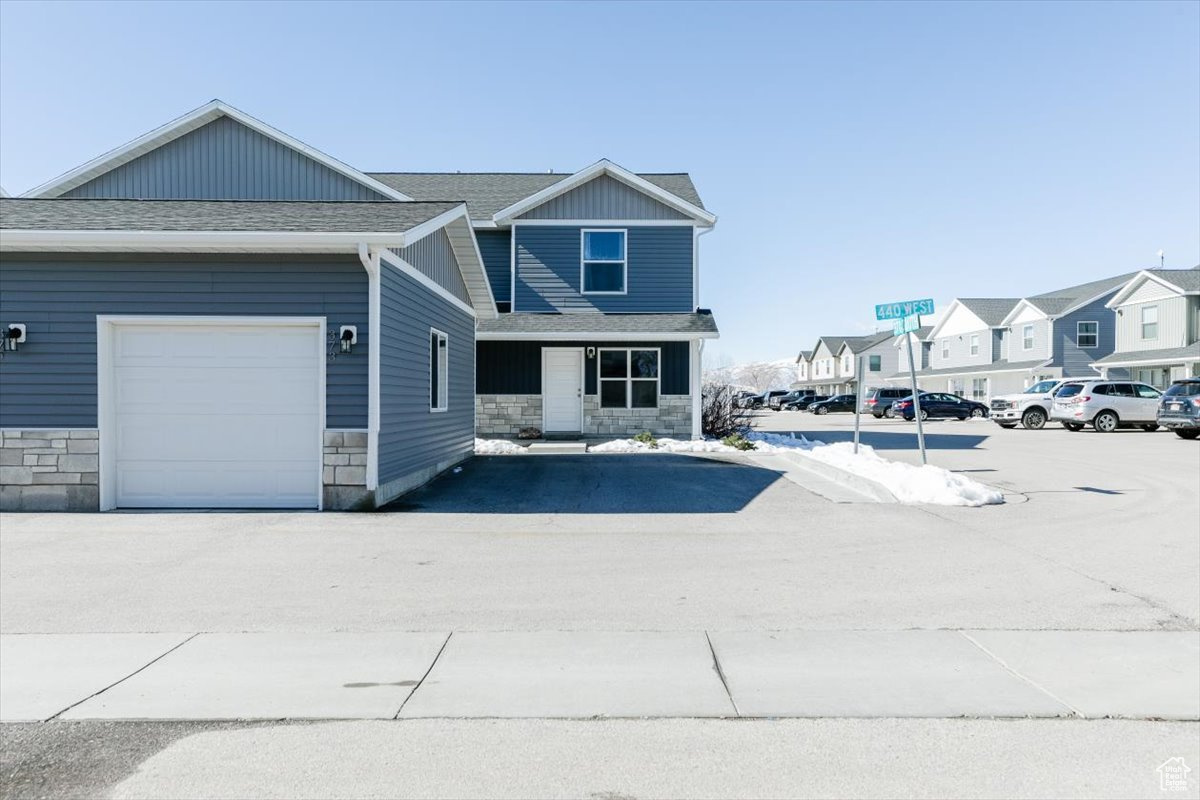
[
  {"left": 970, "top": 333, "right": 980, "bottom": 356},
  {"left": 1022, "top": 325, "right": 1034, "bottom": 350},
  {"left": 1141, "top": 306, "right": 1158, "bottom": 340},
  {"left": 869, "top": 355, "right": 882, "bottom": 372},
  {"left": 941, "top": 339, "right": 950, "bottom": 360},
  {"left": 430, "top": 329, "right": 448, "bottom": 412}
]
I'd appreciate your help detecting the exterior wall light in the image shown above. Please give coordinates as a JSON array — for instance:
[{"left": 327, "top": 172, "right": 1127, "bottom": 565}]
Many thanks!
[
  {"left": 339, "top": 326, "right": 357, "bottom": 354},
  {"left": 586, "top": 346, "right": 596, "bottom": 358},
  {"left": 4, "top": 324, "right": 26, "bottom": 352}
]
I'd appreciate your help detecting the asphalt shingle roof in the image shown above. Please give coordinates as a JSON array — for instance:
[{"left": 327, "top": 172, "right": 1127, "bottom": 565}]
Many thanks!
[
  {"left": 958, "top": 298, "right": 1021, "bottom": 327},
  {"left": 795, "top": 350, "right": 813, "bottom": 363},
  {"left": 367, "top": 172, "right": 704, "bottom": 220},
  {"left": 1026, "top": 272, "right": 1139, "bottom": 315},
  {"left": 1092, "top": 343, "right": 1200, "bottom": 365},
  {"left": 0, "top": 198, "right": 460, "bottom": 232},
  {"left": 477, "top": 312, "right": 718, "bottom": 337},
  {"left": 1147, "top": 267, "right": 1200, "bottom": 292}
]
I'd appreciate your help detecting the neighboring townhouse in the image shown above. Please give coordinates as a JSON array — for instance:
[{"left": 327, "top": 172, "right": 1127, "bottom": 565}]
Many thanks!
[
  {"left": 834, "top": 331, "right": 898, "bottom": 392},
  {"left": 0, "top": 100, "right": 718, "bottom": 511},
  {"left": 794, "top": 350, "right": 812, "bottom": 386},
  {"left": 805, "top": 337, "right": 850, "bottom": 395},
  {"left": 1092, "top": 267, "right": 1200, "bottom": 387},
  {"left": 893, "top": 298, "right": 1021, "bottom": 401},
  {"left": 892, "top": 325, "right": 933, "bottom": 377},
  {"left": 371, "top": 163, "right": 718, "bottom": 439}
]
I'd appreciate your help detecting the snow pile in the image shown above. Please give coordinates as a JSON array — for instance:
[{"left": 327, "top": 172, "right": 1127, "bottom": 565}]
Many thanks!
[
  {"left": 474, "top": 438, "right": 527, "bottom": 455},
  {"left": 590, "top": 437, "right": 739, "bottom": 453}
]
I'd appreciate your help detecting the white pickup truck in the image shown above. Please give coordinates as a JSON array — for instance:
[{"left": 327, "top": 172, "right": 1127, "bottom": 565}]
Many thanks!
[{"left": 989, "top": 378, "right": 1072, "bottom": 430}]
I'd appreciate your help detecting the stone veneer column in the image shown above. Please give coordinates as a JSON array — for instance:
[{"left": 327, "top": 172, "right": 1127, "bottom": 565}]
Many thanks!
[
  {"left": 0, "top": 429, "right": 100, "bottom": 511},
  {"left": 322, "top": 430, "right": 371, "bottom": 510}
]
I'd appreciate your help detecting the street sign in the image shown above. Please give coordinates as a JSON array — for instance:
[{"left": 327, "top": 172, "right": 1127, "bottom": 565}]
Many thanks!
[
  {"left": 875, "top": 298, "right": 935, "bottom": 321},
  {"left": 892, "top": 314, "right": 921, "bottom": 336}
]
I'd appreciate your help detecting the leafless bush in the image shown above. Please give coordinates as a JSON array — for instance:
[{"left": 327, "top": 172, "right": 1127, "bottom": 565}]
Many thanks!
[{"left": 701, "top": 381, "right": 754, "bottom": 439}]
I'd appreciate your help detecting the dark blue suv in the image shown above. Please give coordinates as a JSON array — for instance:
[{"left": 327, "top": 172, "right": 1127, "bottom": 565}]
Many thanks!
[
  {"left": 1158, "top": 379, "right": 1200, "bottom": 439},
  {"left": 891, "top": 392, "right": 989, "bottom": 421}
]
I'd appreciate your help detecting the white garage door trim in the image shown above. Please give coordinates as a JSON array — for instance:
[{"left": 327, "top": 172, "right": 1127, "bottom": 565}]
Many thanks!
[{"left": 97, "top": 315, "right": 326, "bottom": 511}]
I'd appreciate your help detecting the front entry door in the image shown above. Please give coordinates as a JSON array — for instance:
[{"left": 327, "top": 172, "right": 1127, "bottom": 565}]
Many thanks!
[{"left": 543, "top": 348, "right": 583, "bottom": 432}]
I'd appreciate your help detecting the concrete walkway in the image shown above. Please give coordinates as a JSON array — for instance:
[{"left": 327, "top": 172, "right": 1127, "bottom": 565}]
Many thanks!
[{"left": 3, "top": 629, "right": 1197, "bottom": 722}]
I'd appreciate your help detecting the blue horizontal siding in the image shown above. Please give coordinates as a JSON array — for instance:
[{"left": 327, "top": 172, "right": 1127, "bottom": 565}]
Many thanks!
[
  {"left": 1053, "top": 293, "right": 1119, "bottom": 375},
  {"left": 394, "top": 228, "right": 470, "bottom": 304},
  {"left": 475, "top": 229, "right": 512, "bottom": 304},
  {"left": 62, "top": 116, "right": 387, "bottom": 200},
  {"left": 476, "top": 340, "right": 690, "bottom": 395},
  {"left": 517, "top": 174, "right": 690, "bottom": 220},
  {"left": 378, "top": 264, "right": 475, "bottom": 486},
  {"left": 0, "top": 254, "right": 368, "bottom": 428},
  {"left": 514, "top": 225, "right": 693, "bottom": 313}
]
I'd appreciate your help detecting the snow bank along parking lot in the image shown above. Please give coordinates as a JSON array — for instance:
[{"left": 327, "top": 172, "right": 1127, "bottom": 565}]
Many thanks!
[{"left": 474, "top": 433, "right": 1004, "bottom": 507}]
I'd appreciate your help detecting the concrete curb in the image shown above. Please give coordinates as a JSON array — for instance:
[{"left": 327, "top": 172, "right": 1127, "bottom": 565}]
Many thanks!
[{"left": 774, "top": 450, "right": 899, "bottom": 503}]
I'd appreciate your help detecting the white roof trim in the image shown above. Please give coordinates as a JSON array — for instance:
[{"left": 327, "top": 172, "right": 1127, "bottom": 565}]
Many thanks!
[
  {"left": 491, "top": 159, "right": 716, "bottom": 226},
  {"left": 477, "top": 331, "right": 718, "bottom": 341},
  {"left": 925, "top": 299, "right": 989, "bottom": 340},
  {"left": 22, "top": 100, "right": 414, "bottom": 201},
  {"left": 1106, "top": 270, "right": 1197, "bottom": 308},
  {"left": 1000, "top": 298, "right": 1048, "bottom": 327},
  {"left": 1092, "top": 352, "right": 1200, "bottom": 368}
]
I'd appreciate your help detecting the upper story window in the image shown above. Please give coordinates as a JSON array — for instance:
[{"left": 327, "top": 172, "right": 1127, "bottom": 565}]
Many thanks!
[
  {"left": 969, "top": 333, "right": 980, "bottom": 356},
  {"left": 1077, "top": 321, "right": 1098, "bottom": 349},
  {"left": 1022, "top": 325, "right": 1034, "bottom": 350},
  {"left": 429, "top": 329, "right": 448, "bottom": 412},
  {"left": 869, "top": 355, "right": 882, "bottom": 372},
  {"left": 940, "top": 339, "right": 950, "bottom": 360},
  {"left": 1141, "top": 306, "right": 1158, "bottom": 340},
  {"left": 581, "top": 229, "right": 626, "bottom": 294}
]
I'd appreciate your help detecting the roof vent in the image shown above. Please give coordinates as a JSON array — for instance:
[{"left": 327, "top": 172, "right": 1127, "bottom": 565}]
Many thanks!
[{"left": 547, "top": 169, "right": 554, "bottom": 174}]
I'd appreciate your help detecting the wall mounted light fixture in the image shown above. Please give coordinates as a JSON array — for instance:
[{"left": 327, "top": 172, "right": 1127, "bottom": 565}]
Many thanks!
[
  {"left": 586, "top": 346, "right": 596, "bottom": 358},
  {"left": 339, "top": 326, "right": 357, "bottom": 354},
  {"left": 4, "top": 324, "right": 26, "bottom": 352}
]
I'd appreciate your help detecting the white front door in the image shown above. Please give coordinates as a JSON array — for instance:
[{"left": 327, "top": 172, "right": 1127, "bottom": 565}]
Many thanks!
[
  {"left": 107, "top": 320, "right": 322, "bottom": 509},
  {"left": 543, "top": 348, "right": 583, "bottom": 432}
]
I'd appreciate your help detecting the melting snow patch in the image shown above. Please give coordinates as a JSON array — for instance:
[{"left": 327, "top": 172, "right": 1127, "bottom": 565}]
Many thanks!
[{"left": 474, "top": 438, "right": 528, "bottom": 455}]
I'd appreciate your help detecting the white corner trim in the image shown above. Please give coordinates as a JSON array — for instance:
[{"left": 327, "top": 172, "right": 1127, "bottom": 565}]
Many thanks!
[
  {"left": 23, "top": 100, "right": 413, "bottom": 201},
  {"left": 492, "top": 159, "right": 716, "bottom": 225},
  {"left": 359, "top": 244, "right": 381, "bottom": 492},
  {"left": 378, "top": 249, "right": 477, "bottom": 319}
]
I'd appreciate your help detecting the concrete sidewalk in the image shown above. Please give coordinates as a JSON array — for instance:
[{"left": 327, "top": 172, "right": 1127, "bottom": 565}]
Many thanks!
[{"left": 3, "top": 630, "right": 1197, "bottom": 722}]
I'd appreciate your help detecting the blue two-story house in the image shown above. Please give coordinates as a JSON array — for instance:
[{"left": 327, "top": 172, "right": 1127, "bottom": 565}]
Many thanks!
[{"left": 371, "top": 161, "right": 719, "bottom": 439}]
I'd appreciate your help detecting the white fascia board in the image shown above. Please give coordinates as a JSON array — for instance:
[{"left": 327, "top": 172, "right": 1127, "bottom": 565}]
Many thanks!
[
  {"left": 0, "top": 230, "right": 411, "bottom": 251},
  {"left": 492, "top": 159, "right": 717, "bottom": 226},
  {"left": 397, "top": 204, "right": 470, "bottom": 247},
  {"left": 1105, "top": 270, "right": 1192, "bottom": 308},
  {"left": 925, "top": 300, "right": 992, "bottom": 339},
  {"left": 477, "top": 331, "right": 718, "bottom": 341},
  {"left": 1000, "top": 298, "right": 1049, "bottom": 327},
  {"left": 23, "top": 100, "right": 413, "bottom": 202},
  {"left": 377, "top": 248, "right": 477, "bottom": 319},
  {"left": 1092, "top": 353, "right": 1200, "bottom": 368}
]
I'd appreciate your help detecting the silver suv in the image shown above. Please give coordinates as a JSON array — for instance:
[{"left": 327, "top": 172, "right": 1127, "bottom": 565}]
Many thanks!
[{"left": 1050, "top": 380, "right": 1164, "bottom": 432}]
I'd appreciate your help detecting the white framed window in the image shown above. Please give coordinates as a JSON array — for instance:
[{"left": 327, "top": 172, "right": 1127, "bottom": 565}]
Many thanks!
[
  {"left": 1077, "top": 321, "right": 1098, "bottom": 348},
  {"left": 1022, "top": 324, "right": 1034, "bottom": 350},
  {"left": 580, "top": 229, "right": 627, "bottom": 294},
  {"left": 869, "top": 354, "right": 882, "bottom": 372},
  {"left": 842, "top": 354, "right": 852, "bottom": 373},
  {"left": 1141, "top": 306, "right": 1158, "bottom": 340},
  {"left": 969, "top": 333, "right": 980, "bottom": 356},
  {"left": 971, "top": 377, "right": 988, "bottom": 401},
  {"left": 941, "top": 339, "right": 949, "bottom": 360},
  {"left": 429, "top": 328, "right": 448, "bottom": 412},
  {"left": 598, "top": 348, "right": 659, "bottom": 409}
]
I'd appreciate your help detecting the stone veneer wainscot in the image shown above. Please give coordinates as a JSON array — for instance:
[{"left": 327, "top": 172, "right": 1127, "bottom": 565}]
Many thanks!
[
  {"left": 323, "top": 430, "right": 370, "bottom": 510},
  {"left": 0, "top": 429, "right": 101, "bottom": 511}
]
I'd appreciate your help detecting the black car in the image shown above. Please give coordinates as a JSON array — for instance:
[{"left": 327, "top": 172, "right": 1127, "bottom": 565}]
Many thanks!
[
  {"left": 1158, "top": 378, "right": 1200, "bottom": 439},
  {"left": 770, "top": 389, "right": 813, "bottom": 410},
  {"left": 891, "top": 392, "right": 989, "bottom": 421},
  {"left": 782, "top": 394, "right": 828, "bottom": 411},
  {"left": 732, "top": 391, "right": 758, "bottom": 410},
  {"left": 808, "top": 394, "right": 857, "bottom": 414},
  {"left": 861, "top": 386, "right": 912, "bottom": 419},
  {"left": 749, "top": 390, "right": 789, "bottom": 410}
]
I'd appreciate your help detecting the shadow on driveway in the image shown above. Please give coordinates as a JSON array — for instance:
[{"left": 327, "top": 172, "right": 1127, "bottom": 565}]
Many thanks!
[{"left": 382, "top": 454, "right": 783, "bottom": 514}]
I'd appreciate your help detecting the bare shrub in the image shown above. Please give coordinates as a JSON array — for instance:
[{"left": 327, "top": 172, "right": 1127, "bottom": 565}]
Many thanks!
[{"left": 701, "top": 381, "right": 754, "bottom": 439}]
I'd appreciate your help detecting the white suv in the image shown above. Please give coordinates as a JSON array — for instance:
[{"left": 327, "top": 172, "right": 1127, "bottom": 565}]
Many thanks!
[
  {"left": 1050, "top": 380, "right": 1164, "bottom": 432},
  {"left": 990, "top": 378, "right": 1071, "bottom": 430}
]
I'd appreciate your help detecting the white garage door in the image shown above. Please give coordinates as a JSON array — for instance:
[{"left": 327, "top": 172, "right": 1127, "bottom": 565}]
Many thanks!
[{"left": 110, "top": 320, "right": 322, "bottom": 508}]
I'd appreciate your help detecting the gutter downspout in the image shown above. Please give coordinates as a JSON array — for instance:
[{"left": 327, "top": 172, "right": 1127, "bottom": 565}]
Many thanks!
[
  {"left": 691, "top": 338, "right": 705, "bottom": 439},
  {"left": 358, "top": 242, "right": 382, "bottom": 498}
]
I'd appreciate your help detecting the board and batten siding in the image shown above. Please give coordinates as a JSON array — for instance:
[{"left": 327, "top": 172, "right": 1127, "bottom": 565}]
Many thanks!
[
  {"left": 393, "top": 228, "right": 470, "bottom": 305},
  {"left": 0, "top": 254, "right": 368, "bottom": 428},
  {"left": 476, "top": 340, "right": 690, "bottom": 396},
  {"left": 1053, "top": 295, "right": 1118, "bottom": 375},
  {"left": 475, "top": 229, "right": 512, "bottom": 304},
  {"left": 60, "top": 116, "right": 387, "bottom": 201},
  {"left": 513, "top": 225, "right": 693, "bottom": 313},
  {"left": 1114, "top": 296, "right": 1192, "bottom": 352},
  {"left": 377, "top": 263, "right": 475, "bottom": 496},
  {"left": 516, "top": 174, "right": 691, "bottom": 221}
]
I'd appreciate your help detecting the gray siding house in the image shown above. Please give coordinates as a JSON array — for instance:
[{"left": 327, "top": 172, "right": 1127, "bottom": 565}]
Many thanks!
[
  {"left": 1093, "top": 268, "right": 1200, "bottom": 387},
  {"left": 835, "top": 332, "right": 898, "bottom": 391},
  {"left": 1, "top": 101, "right": 495, "bottom": 512}
]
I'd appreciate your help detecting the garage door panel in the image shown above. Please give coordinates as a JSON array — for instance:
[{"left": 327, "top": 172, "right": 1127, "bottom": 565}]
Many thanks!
[{"left": 110, "top": 321, "right": 321, "bottom": 509}]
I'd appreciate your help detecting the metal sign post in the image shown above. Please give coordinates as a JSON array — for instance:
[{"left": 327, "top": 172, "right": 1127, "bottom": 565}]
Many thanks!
[
  {"left": 877, "top": 298, "right": 933, "bottom": 467},
  {"left": 853, "top": 354, "right": 864, "bottom": 454},
  {"left": 905, "top": 328, "right": 927, "bottom": 465}
]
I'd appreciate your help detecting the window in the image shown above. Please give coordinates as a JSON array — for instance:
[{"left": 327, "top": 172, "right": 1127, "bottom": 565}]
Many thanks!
[
  {"left": 581, "top": 229, "right": 626, "bottom": 294},
  {"left": 599, "top": 348, "right": 659, "bottom": 409},
  {"left": 1135, "top": 383, "right": 1162, "bottom": 399},
  {"left": 1077, "top": 321, "right": 1098, "bottom": 349},
  {"left": 1022, "top": 325, "right": 1034, "bottom": 350},
  {"left": 941, "top": 339, "right": 949, "bottom": 360},
  {"left": 869, "top": 355, "right": 881, "bottom": 372},
  {"left": 969, "top": 334, "right": 980, "bottom": 356},
  {"left": 971, "top": 378, "right": 988, "bottom": 401},
  {"left": 429, "top": 329, "right": 448, "bottom": 412},
  {"left": 842, "top": 354, "right": 852, "bottom": 372},
  {"left": 1141, "top": 306, "right": 1158, "bottom": 340}
]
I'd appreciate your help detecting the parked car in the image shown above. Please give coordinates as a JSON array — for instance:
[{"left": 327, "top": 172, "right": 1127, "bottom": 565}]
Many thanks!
[
  {"left": 769, "top": 389, "right": 813, "bottom": 410},
  {"left": 1156, "top": 378, "right": 1200, "bottom": 439},
  {"left": 989, "top": 378, "right": 1074, "bottom": 430},
  {"left": 1049, "top": 380, "right": 1163, "bottom": 432},
  {"left": 808, "top": 394, "right": 857, "bottom": 415},
  {"left": 891, "top": 392, "right": 989, "bottom": 421},
  {"left": 732, "top": 391, "right": 758, "bottom": 410},
  {"left": 861, "top": 386, "right": 912, "bottom": 419},
  {"left": 749, "top": 390, "right": 789, "bottom": 410},
  {"left": 783, "top": 394, "right": 829, "bottom": 411}
]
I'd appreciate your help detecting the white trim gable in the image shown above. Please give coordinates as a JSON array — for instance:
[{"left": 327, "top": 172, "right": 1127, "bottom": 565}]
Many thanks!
[
  {"left": 491, "top": 159, "right": 716, "bottom": 226},
  {"left": 1106, "top": 270, "right": 1197, "bottom": 308},
  {"left": 1001, "top": 299, "right": 1050, "bottom": 327},
  {"left": 23, "top": 100, "right": 413, "bottom": 201},
  {"left": 927, "top": 300, "right": 989, "bottom": 340}
]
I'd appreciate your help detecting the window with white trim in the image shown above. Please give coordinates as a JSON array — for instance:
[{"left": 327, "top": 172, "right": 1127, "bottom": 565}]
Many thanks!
[
  {"left": 430, "top": 329, "right": 448, "bottom": 412},
  {"left": 1141, "top": 305, "right": 1158, "bottom": 340},
  {"left": 581, "top": 229, "right": 626, "bottom": 294},
  {"left": 599, "top": 348, "right": 659, "bottom": 409},
  {"left": 869, "top": 354, "right": 882, "bottom": 372},
  {"left": 1022, "top": 324, "right": 1034, "bottom": 350},
  {"left": 971, "top": 377, "right": 988, "bottom": 401},
  {"left": 969, "top": 333, "right": 980, "bottom": 356},
  {"left": 1077, "top": 321, "right": 1098, "bottom": 348},
  {"left": 940, "top": 339, "right": 949, "bottom": 360}
]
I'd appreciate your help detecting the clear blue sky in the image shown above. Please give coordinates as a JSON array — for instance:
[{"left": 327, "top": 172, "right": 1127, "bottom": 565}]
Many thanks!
[{"left": 2, "top": 0, "right": 1197, "bottom": 364}]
